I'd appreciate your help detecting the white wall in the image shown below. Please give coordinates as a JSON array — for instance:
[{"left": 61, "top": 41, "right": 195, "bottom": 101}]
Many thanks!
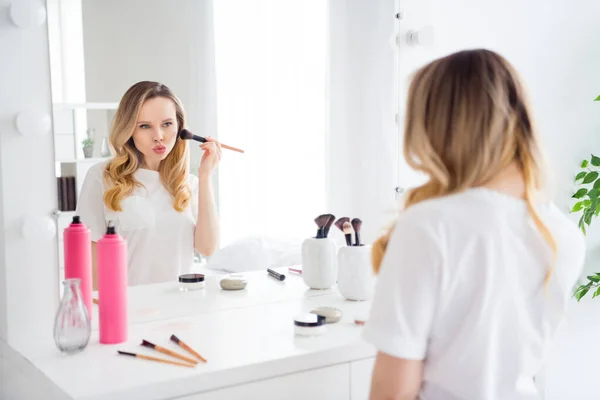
[
  {"left": 81, "top": 0, "right": 217, "bottom": 172},
  {"left": 0, "top": 0, "right": 60, "bottom": 350}
]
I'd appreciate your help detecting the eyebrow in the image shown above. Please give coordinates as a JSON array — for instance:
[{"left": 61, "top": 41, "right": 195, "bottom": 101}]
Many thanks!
[{"left": 137, "top": 118, "right": 174, "bottom": 124}]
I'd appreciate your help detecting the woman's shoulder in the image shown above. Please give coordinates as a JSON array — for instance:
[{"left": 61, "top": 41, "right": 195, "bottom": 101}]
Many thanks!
[{"left": 86, "top": 160, "right": 111, "bottom": 182}]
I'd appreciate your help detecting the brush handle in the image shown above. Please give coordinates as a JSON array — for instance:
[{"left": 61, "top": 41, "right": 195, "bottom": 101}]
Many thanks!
[
  {"left": 176, "top": 341, "right": 207, "bottom": 363},
  {"left": 345, "top": 233, "right": 353, "bottom": 246},
  {"left": 190, "top": 133, "right": 244, "bottom": 154},
  {"left": 136, "top": 353, "right": 196, "bottom": 368},
  {"left": 354, "top": 232, "right": 361, "bottom": 246},
  {"left": 154, "top": 344, "right": 198, "bottom": 365}
]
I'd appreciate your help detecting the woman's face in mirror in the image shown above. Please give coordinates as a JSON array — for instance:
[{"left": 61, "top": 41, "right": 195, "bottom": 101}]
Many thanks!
[{"left": 132, "top": 96, "right": 179, "bottom": 168}]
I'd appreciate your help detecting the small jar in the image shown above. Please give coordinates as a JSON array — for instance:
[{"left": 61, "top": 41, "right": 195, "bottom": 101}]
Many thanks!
[
  {"left": 178, "top": 273, "right": 205, "bottom": 291},
  {"left": 294, "top": 313, "right": 327, "bottom": 336}
]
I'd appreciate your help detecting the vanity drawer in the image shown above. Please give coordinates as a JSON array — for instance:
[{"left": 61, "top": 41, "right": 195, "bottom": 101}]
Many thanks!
[
  {"left": 350, "top": 357, "right": 375, "bottom": 400},
  {"left": 180, "top": 364, "right": 350, "bottom": 400}
]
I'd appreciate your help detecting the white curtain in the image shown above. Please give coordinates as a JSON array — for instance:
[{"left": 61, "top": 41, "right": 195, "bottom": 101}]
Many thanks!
[{"left": 213, "top": 0, "right": 328, "bottom": 246}]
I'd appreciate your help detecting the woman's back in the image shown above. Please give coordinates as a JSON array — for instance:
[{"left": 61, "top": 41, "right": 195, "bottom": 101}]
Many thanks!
[{"left": 364, "top": 187, "right": 585, "bottom": 399}]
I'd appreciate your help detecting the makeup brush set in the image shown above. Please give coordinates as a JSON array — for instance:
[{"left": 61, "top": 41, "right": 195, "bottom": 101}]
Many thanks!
[
  {"left": 313, "top": 214, "right": 363, "bottom": 246},
  {"left": 117, "top": 334, "right": 206, "bottom": 368}
]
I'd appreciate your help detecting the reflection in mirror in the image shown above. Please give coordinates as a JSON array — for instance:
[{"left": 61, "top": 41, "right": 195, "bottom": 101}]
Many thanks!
[{"left": 46, "top": 0, "right": 328, "bottom": 289}]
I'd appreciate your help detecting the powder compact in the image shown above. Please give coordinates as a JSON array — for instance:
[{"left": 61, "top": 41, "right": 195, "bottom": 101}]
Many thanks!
[
  {"left": 178, "top": 273, "right": 205, "bottom": 291},
  {"left": 294, "top": 313, "right": 327, "bottom": 336},
  {"left": 220, "top": 275, "right": 248, "bottom": 291},
  {"left": 310, "top": 306, "right": 343, "bottom": 323}
]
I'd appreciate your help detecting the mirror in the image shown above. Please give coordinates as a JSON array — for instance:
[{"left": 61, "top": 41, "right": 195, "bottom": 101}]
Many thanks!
[{"left": 46, "top": 0, "right": 343, "bottom": 289}]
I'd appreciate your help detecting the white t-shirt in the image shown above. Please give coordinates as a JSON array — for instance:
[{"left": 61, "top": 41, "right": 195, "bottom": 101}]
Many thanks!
[
  {"left": 363, "top": 187, "right": 585, "bottom": 400},
  {"left": 76, "top": 161, "right": 199, "bottom": 286}
]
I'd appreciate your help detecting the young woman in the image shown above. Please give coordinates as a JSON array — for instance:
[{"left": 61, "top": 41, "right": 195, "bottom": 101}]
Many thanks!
[
  {"left": 363, "top": 49, "right": 586, "bottom": 399},
  {"left": 77, "top": 81, "right": 221, "bottom": 287}
]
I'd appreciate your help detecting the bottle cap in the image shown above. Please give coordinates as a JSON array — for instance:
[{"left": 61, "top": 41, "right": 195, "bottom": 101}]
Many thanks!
[
  {"left": 106, "top": 220, "right": 116, "bottom": 235},
  {"left": 72, "top": 215, "right": 81, "bottom": 224}
]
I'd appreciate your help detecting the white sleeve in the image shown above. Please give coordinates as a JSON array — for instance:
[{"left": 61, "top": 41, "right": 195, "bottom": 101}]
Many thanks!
[
  {"left": 362, "top": 215, "right": 441, "bottom": 360},
  {"left": 76, "top": 164, "right": 106, "bottom": 242}
]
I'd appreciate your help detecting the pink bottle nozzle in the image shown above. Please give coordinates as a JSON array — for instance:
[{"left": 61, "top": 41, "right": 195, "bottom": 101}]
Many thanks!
[
  {"left": 72, "top": 215, "right": 81, "bottom": 224},
  {"left": 106, "top": 220, "right": 116, "bottom": 235}
]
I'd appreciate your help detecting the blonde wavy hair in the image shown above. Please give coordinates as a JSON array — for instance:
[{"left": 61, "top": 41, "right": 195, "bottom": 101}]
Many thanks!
[
  {"left": 372, "top": 49, "right": 556, "bottom": 284},
  {"left": 103, "top": 81, "right": 191, "bottom": 212}
]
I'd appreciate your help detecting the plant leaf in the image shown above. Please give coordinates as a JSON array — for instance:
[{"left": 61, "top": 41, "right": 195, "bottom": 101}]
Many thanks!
[
  {"left": 587, "top": 275, "right": 600, "bottom": 282},
  {"left": 588, "top": 189, "right": 600, "bottom": 199},
  {"left": 576, "top": 171, "right": 587, "bottom": 181},
  {"left": 593, "top": 179, "right": 600, "bottom": 189},
  {"left": 583, "top": 171, "right": 599, "bottom": 184},
  {"left": 576, "top": 287, "right": 590, "bottom": 301},
  {"left": 571, "top": 202, "right": 584, "bottom": 212},
  {"left": 595, "top": 95, "right": 600, "bottom": 102},
  {"left": 592, "top": 155, "right": 600, "bottom": 167},
  {"left": 584, "top": 209, "right": 594, "bottom": 225},
  {"left": 573, "top": 188, "right": 588, "bottom": 198},
  {"left": 593, "top": 286, "right": 600, "bottom": 299},
  {"left": 583, "top": 200, "right": 593, "bottom": 207},
  {"left": 582, "top": 160, "right": 589, "bottom": 168}
]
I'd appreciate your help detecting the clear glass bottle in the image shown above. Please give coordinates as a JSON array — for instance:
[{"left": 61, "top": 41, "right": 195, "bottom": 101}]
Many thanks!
[{"left": 53, "top": 278, "right": 91, "bottom": 354}]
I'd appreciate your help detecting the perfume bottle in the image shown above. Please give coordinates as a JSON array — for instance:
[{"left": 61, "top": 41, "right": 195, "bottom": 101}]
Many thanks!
[{"left": 53, "top": 278, "right": 91, "bottom": 354}]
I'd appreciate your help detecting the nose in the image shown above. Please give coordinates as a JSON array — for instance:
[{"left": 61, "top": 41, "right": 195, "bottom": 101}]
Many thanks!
[{"left": 152, "top": 131, "right": 164, "bottom": 143}]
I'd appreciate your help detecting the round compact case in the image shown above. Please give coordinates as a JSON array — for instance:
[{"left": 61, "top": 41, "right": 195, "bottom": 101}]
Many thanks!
[
  {"left": 178, "top": 273, "right": 205, "bottom": 291},
  {"left": 294, "top": 313, "right": 327, "bottom": 336},
  {"left": 220, "top": 275, "right": 248, "bottom": 291},
  {"left": 310, "top": 306, "right": 343, "bottom": 323}
]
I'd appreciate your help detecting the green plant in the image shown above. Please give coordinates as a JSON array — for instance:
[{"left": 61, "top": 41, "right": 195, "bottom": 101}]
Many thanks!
[
  {"left": 574, "top": 273, "right": 600, "bottom": 301},
  {"left": 570, "top": 154, "right": 600, "bottom": 234},
  {"left": 81, "top": 138, "right": 94, "bottom": 148}
]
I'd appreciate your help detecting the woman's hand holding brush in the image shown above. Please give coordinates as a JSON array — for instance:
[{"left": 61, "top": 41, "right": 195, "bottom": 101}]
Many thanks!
[{"left": 198, "top": 136, "right": 222, "bottom": 179}]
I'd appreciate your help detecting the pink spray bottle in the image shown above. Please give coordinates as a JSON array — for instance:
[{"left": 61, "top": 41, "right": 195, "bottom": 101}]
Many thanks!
[
  {"left": 97, "top": 221, "right": 128, "bottom": 344},
  {"left": 63, "top": 215, "right": 93, "bottom": 319}
]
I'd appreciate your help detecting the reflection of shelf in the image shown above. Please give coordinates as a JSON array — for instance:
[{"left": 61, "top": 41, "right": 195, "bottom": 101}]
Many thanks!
[{"left": 56, "top": 157, "right": 110, "bottom": 164}]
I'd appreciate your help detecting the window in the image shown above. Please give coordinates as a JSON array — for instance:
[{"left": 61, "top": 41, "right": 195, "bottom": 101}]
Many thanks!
[{"left": 213, "top": 0, "right": 328, "bottom": 246}]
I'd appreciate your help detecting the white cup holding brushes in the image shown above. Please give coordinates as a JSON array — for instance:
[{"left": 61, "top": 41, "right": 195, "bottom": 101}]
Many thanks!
[
  {"left": 301, "top": 214, "right": 338, "bottom": 290},
  {"left": 336, "top": 218, "right": 375, "bottom": 301}
]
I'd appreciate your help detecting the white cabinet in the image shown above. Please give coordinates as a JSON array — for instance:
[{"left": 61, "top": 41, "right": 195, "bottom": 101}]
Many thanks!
[
  {"left": 180, "top": 364, "right": 350, "bottom": 400},
  {"left": 350, "top": 357, "right": 375, "bottom": 400}
]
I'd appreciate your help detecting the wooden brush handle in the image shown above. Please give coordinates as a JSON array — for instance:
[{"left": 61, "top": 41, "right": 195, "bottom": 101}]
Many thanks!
[
  {"left": 178, "top": 341, "right": 207, "bottom": 363},
  {"left": 137, "top": 354, "right": 196, "bottom": 368},
  {"left": 221, "top": 143, "right": 244, "bottom": 154},
  {"left": 155, "top": 345, "right": 198, "bottom": 365}
]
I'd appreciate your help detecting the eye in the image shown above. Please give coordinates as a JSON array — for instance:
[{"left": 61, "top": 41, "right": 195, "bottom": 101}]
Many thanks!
[
  {"left": 163, "top": 121, "right": 173, "bottom": 127},
  {"left": 139, "top": 124, "right": 150, "bottom": 129}
]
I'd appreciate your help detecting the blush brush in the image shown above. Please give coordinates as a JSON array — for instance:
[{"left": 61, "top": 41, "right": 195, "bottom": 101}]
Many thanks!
[
  {"left": 314, "top": 214, "right": 331, "bottom": 238},
  {"left": 351, "top": 218, "right": 362, "bottom": 246},
  {"left": 342, "top": 221, "right": 353, "bottom": 246},
  {"left": 335, "top": 217, "right": 350, "bottom": 234},
  {"left": 322, "top": 214, "right": 335, "bottom": 238},
  {"left": 178, "top": 129, "right": 244, "bottom": 154}
]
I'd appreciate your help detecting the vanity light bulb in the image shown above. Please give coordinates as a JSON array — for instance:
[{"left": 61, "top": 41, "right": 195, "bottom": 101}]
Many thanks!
[
  {"left": 22, "top": 215, "right": 56, "bottom": 241},
  {"left": 9, "top": 1, "right": 47, "bottom": 28},
  {"left": 15, "top": 109, "right": 51, "bottom": 137}
]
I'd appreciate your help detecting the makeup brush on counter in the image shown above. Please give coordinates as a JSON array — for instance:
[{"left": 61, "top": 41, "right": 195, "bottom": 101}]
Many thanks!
[
  {"left": 140, "top": 339, "right": 198, "bottom": 365},
  {"left": 351, "top": 218, "right": 362, "bottom": 246},
  {"left": 178, "top": 129, "right": 244, "bottom": 154},
  {"left": 342, "top": 221, "right": 354, "bottom": 246}
]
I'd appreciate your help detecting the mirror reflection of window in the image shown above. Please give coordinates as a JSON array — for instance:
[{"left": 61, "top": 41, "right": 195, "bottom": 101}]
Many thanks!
[{"left": 214, "top": 0, "right": 328, "bottom": 247}]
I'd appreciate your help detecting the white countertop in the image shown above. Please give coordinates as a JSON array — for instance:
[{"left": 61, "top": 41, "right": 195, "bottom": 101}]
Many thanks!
[{"left": 5, "top": 268, "right": 377, "bottom": 400}]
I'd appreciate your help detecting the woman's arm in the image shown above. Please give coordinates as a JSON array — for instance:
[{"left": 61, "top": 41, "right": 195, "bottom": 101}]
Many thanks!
[
  {"left": 194, "top": 137, "right": 221, "bottom": 256},
  {"left": 369, "top": 352, "right": 423, "bottom": 400}
]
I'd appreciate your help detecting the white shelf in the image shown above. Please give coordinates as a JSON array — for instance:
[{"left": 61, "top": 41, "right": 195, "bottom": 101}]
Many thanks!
[
  {"left": 53, "top": 102, "right": 119, "bottom": 110},
  {"left": 56, "top": 157, "right": 110, "bottom": 164}
]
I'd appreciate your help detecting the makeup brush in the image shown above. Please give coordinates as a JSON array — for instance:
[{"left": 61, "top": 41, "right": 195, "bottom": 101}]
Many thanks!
[
  {"left": 335, "top": 217, "right": 350, "bottom": 233},
  {"left": 140, "top": 339, "right": 198, "bottom": 365},
  {"left": 117, "top": 350, "right": 195, "bottom": 368},
  {"left": 178, "top": 129, "right": 244, "bottom": 154},
  {"left": 351, "top": 218, "right": 362, "bottom": 246},
  {"left": 314, "top": 214, "right": 331, "bottom": 238},
  {"left": 342, "top": 221, "right": 353, "bottom": 246},
  {"left": 170, "top": 334, "right": 207, "bottom": 363},
  {"left": 322, "top": 214, "right": 335, "bottom": 238}
]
